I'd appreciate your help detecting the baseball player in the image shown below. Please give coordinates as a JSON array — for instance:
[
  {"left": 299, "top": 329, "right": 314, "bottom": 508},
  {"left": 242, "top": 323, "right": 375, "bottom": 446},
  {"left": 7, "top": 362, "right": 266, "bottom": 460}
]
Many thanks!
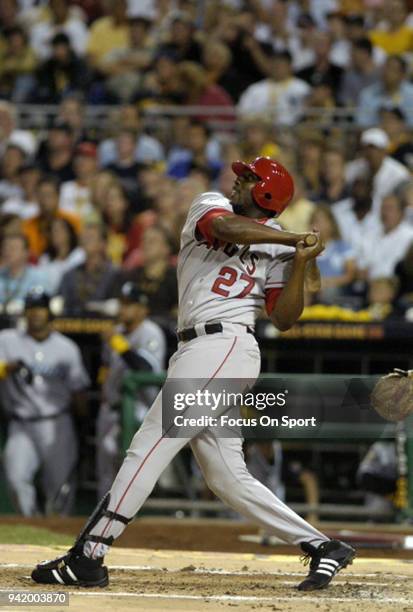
[
  {"left": 0, "top": 288, "right": 90, "bottom": 516},
  {"left": 32, "top": 157, "right": 355, "bottom": 591},
  {"left": 97, "top": 281, "right": 166, "bottom": 498}
]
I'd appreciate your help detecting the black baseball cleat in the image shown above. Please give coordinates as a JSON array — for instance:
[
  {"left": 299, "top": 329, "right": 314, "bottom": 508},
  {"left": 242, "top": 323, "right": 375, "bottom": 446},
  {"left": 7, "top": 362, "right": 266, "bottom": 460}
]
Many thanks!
[
  {"left": 297, "top": 539, "right": 356, "bottom": 591},
  {"left": 31, "top": 545, "right": 108, "bottom": 588}
]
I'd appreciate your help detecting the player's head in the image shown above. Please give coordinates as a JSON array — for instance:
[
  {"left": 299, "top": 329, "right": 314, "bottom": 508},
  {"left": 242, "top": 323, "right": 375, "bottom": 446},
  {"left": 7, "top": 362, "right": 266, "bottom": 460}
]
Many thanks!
[
  {"left": 24, "top": 287, "right": 51, "bottom": 332},
  {"left": 230, "top": 157, "right": 294, "bottom": 219},
  {"left": 118, "top": 282, "right": 149, "bottom": 329}
]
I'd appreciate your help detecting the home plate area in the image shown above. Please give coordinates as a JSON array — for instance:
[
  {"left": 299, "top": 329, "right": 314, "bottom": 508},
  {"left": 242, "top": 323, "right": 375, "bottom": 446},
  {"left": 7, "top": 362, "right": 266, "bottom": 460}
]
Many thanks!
[{"left": 1, "top": 545, "right": 413, "bottom": 612}]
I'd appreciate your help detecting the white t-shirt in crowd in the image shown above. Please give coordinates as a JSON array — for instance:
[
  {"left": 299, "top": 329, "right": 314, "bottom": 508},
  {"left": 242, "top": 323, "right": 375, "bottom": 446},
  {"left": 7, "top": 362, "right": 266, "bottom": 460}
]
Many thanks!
[
  {"left": 332, "top": 197, "right": 382, "bottom": 264},
  {"left": 237, "top": 77, "right": 311, "bottom": 126},
  {"left": 359, "top": 221, "right": 413, "bottom": 279},
  {"left": 345, "top": 156, "right": 410, "bottom": 217},
  {"left": 59, "top": 181, "right": 97, "bottom": 222}
]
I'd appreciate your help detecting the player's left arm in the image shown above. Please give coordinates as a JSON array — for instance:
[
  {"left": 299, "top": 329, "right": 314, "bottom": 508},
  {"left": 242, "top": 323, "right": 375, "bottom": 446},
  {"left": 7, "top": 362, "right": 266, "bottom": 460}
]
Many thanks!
[
  {"left": 270, "top": 238, "right": 325, "bottom": 331},
  {"left": 305, "top": 259, "right": 321, "bottom": 293}
]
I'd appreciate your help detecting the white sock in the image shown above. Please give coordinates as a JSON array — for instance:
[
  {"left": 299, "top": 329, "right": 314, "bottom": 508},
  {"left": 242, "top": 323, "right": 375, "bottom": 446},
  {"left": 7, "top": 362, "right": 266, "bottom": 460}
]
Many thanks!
[{"left": 83, "top": 540, "right": 109, "bottom": 560}]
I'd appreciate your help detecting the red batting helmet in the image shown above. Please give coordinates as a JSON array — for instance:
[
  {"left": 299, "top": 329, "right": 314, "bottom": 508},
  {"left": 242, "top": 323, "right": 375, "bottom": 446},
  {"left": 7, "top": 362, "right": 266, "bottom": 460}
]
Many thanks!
[{"left": 231, "top": 157, "right": 294, "bottom": 215}]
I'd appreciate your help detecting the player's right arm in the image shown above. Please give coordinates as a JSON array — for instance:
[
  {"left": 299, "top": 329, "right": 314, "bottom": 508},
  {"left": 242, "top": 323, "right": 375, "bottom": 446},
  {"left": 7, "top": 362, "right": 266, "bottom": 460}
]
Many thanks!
[{"left": 208, "top": 213, "right": 315, "bottom": 247}]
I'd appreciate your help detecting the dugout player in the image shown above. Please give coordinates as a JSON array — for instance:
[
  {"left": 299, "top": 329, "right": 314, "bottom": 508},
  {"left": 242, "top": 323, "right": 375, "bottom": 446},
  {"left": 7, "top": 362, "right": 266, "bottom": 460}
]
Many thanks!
[
  {"left": 32, "top": 157, "right": 355, "bottom": 591},
  {"left": 0, "top": 288, "right": 90, "bottom": 516},
  {"left": 96, "top": 281, "right": 166, "bottom": 498}
]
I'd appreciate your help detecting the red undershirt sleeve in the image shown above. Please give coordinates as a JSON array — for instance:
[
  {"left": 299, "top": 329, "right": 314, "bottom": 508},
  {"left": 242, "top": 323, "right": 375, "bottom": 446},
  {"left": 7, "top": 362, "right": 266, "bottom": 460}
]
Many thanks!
[
  {"left": 195, "top": 208, "right": 233, "bottom": 246},
  {"left": 265, "top": 287, "right": 283, "bottom": 316}
]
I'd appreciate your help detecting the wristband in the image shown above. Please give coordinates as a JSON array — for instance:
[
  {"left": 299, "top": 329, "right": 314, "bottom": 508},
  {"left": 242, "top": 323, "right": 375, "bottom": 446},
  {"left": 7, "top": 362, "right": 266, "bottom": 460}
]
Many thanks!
[
  {"left": 0, "top": 361, "right": 7, "bottom": 379},
  {"left": 109, "top": 334, "right": 130, "bottom": 354}
]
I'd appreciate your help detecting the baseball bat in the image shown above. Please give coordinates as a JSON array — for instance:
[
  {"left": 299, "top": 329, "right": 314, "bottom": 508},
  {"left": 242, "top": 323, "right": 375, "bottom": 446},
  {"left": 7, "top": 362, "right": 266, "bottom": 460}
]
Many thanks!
[
  {"left": 304, "top": 234, "right": 317, "bottom": 246},
  {"left": 268, "top": 229, "right": 318, "bottom": 248}
]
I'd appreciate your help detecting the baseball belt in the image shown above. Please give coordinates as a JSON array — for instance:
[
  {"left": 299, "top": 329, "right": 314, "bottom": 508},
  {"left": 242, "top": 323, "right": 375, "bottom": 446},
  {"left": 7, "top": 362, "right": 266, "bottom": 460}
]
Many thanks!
[{"left": 177, "top": 323, "right": 254, "bottom": 342}]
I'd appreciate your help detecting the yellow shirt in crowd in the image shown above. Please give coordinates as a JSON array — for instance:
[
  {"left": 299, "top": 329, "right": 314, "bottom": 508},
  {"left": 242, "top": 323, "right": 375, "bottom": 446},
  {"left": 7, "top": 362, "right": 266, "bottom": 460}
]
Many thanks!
[
  {"left": 370, "top": 26, "right": 413, "bottom": 54},
  {"left": 87, "top": 17, "right": 129, "bottom": 66}
]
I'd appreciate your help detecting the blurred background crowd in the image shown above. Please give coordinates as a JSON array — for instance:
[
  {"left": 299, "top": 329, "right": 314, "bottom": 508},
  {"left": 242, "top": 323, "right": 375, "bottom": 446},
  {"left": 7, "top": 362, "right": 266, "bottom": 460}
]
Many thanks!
[
  {"left": 0, "top": 0, "right": 412, "bottom": 520},
  {"left": 1, "top": 0, "right": 413, "bottom": 321}
]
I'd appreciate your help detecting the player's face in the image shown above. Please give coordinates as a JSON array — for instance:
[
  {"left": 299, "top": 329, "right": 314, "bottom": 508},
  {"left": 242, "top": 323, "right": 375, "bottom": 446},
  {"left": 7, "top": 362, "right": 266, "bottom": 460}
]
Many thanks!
[
  {"left": 118, "top": 301, "right": 148, "bottom": 328},
  {"left": 26, "top": 307, "right": 50, "bottom": 333},
  {"left": 230, "top": 171, "right": 260, "bottom": 216}
]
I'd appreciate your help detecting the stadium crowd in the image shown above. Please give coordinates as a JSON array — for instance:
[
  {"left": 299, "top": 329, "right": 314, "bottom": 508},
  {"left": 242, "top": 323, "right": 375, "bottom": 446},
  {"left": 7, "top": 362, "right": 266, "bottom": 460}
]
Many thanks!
[{"left": 1, "top": 0, "right": 413, "bottom": 322}]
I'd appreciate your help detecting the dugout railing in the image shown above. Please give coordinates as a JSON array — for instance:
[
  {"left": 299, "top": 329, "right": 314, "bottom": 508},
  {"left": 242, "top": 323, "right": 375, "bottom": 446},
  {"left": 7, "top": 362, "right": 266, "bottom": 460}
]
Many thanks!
[{"left": 120, "top": 371, "right": 413, "bottom": 522}]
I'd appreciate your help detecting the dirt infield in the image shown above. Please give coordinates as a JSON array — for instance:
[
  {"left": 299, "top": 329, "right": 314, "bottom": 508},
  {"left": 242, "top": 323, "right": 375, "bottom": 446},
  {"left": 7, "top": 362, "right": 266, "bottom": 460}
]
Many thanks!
[
  {"left": 1, "top": 544, "right": 413, "bottom": 611},
  {"left": 1, "top": 516, "right": 413, "bottom": 611},
  {"left": 1, "top": 515, "right": 413, "bottom": 557}
]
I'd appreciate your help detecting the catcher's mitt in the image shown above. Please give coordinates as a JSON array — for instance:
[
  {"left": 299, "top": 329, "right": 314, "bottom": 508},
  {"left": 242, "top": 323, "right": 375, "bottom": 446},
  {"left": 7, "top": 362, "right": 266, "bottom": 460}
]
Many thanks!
[{"left": 371, "top": 369, "right": 413, "bottom": 422}]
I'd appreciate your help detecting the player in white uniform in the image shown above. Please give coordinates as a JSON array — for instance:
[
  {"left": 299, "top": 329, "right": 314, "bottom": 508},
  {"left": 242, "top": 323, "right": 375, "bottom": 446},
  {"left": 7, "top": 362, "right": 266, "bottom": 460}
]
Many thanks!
[{"left": 32, "top": 157, "right": 355, "bottom": 591}]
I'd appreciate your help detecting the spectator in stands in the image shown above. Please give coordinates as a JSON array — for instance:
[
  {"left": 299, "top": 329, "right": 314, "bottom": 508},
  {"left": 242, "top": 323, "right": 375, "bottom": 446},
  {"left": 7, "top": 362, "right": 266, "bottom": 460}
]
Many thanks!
[
  {"left": 380, "top": 107, "right": 413, "bottom": 172},
  {"left": 366, "top": 277, "right": 400, "bottom": 320},
  {"left": 30, "top": 0, "right": 89, "bottom": 60},
  {"left": 0, "top": 143, "right": 26, "bottom": 204},
  {"left": 122, "top": 225, "right": 178, "bottom": 316},
  {"left": 167, "top": 121, "right": 222, "bottom": 181},
  {"left": 395, "top": 243, "right": 413, "bottom": 308},
  {"left": 177, "top": 61, "right": 235, "bottom": 122},
  {"left": 38, "top": 217, "right": 85, "bottom": 294},
  {"left": 0, "top": 101, "right": 36, "bottom": 158},
  {"left": 359, "top": 192, "right": 413, "bottom": 279},
  {"left": 0, "top": 26, "right": 37, "bottom": 102},
  {"left": 36, "top": 119, "right": 75, "bottom": 183},
  {"left": 357, "top": 55, "right": 413, "bottom": 127},
  {"left": 238, "top": 51, "right": 310, "bottom": 126},
  {"left": 296, "top": 31, "right": 344, "bottom": 102},
  {"left": 0, "top": 0, "right": 19, "bottom": 31},
  {"left": 317, "top": 146, "right": 350, "bottom": 205},
  {"left": 105, "top": 129, "right": 143, "bottom": 202},
  {"left": 86, "top": 0, "right": 130, "bottom": 81},
  {"left": 23, "top": 176, "right": 80, "bottom": 258},
  {"left": 1, "top": 162, "right": 40, "bottom": 220},
  {"left": 59, "top": 223, "right": 119, "bottom": 315},
  {"left": 310, "top": 204, "right": 356, "bottom": 304},
  {"left": 397, "top": 180, "right": 413, "bottom": 224},
  {"left": 34, "top": 33, "right": 90, "bottom": 104},
  {"left": 277, "top": 175, "right": 316, "bottom": 233},
  {"left": 332, "top": 177, "right": 380, "bottom": 264},
  {"left": 101, "top": 183, "right": 143, "bottom": 265},
  {"left": 239, "top": 119, "right": 280, "bottom": 163},
  {"left": 325, "top": 11, "right": 351, "bottom": 68},
  {"left": 296, "top": 130, "right": 324, "bottom": 200},
  {"left": 57, "top": 94, "right": 87, "bottom": 145},
  {"left": 369, "top": 0, "right": 413, "bottom": 55},
  {"left": 138, "top": 51, "right": 184, "bottom": 106},
  {"left": 0, "top": 233, "right": 49, "bottom": 305},
  {"left": 59, "top": 141, "right": 100, "bottom": 224},
  {"left": 0, "top": 214, "right": 22, "bottom": 242},
  {"left": 346, "top": 128, "right": 410, "bottom": 216},
  {"left": 202, "top": 39, "right": 238, "bottom": 97},
  {"left": 158, "top": 11, "right": 202, "bottom": 63},
  {"left": 338, "top": 38, "right": 379, "bottom": 107},
  {"left": 213, "top": 8, "right": 273, "bottom": 100},
  {"left": 346, "top": 128, "right": 410, "bottom": 218},
  {"left": 90, "top": 170, "right": 118, "bottom": 212},
  {"left": 98, "top": 104, "right": 164, "bottom": 166},
  {"left": 103, "top": 15, "right": 155, "bottom": 103}
]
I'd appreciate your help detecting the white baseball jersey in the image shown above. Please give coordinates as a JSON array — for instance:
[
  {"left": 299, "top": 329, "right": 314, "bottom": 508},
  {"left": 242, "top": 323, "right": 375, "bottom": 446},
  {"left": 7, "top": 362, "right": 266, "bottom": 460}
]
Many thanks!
[
  {"left": 0, "top": 329, "right": 90, "bottom": 419},
  {"left": 177, "top": 192, "right": 295, "bottom": 329}
]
